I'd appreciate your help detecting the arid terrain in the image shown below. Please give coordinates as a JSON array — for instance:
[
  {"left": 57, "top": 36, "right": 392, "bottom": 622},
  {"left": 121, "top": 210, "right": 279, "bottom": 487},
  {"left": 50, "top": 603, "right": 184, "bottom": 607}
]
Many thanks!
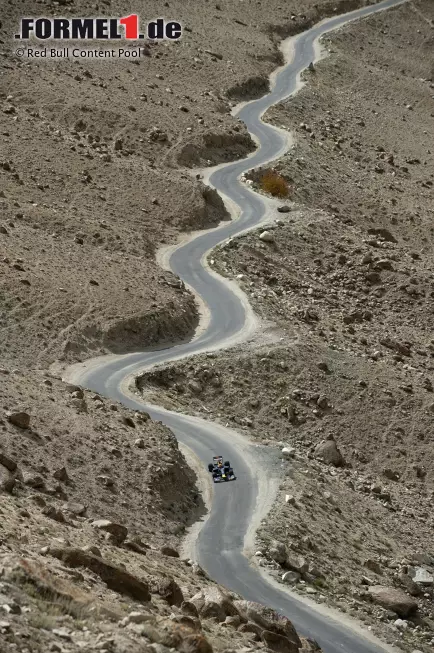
[{"left": 1, "top": 0, "right": 433, "bottom": 652}]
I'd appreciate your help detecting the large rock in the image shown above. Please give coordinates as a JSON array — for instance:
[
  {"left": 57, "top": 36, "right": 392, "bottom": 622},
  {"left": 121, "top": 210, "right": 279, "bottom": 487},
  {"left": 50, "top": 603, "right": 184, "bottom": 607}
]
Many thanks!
[
  {"left": 151, "top": 577, "right": 184, "bottom": 606},
  {"left": 22, "top": 472, "right": 45, "bottom": 489},
  {"left": 140, "top": 617, "right": 213, "bottom": 653},
  {"left": 0, "top": 466, "right": 16, "bottom": 493},
  {"left": 62, "top": 502, "right": 86, "bottom": 516},
  {"left": 238, "top": 622, "right": 263, "bottom": 637},
  {"left": 282, "top": 571, "right": 301, "bottom": 584},
  {"left": 313, "top": 437, "right": 345, "bottom": 467},
  {"left": 161, "top": 545, "right": 180, "bottom": 558},
  {"left": 399, "top": 574, "right": 422, "bottom": 597},
  {"left": 0, "top": 452, "right": 17, "bottom": 472},
  {"left": 6, "top": 411, "right": 30, "bottom": 429},
  {"left": 91, "top": 519, "right": 127, "bottom": 545},
  {"left": 368, "top": 586, "right": 418, "bottom": 617},
  {"left": 299, "top": 639, "right": 322, "bottom": 652},
  {"left": 53, "top": 467, "right": 69, "bottom": 482},
  {"left": 191, "top": 586, "right": 239, "bottom": 622},
  {"left": 234, "top": 601, "right": 301, "bottom": 647},
  {"left": 49, "top": 547, "right": 150, "bottom": 601},
  {"left": 262, "top": 629, "right": 300, "bottom": 653},
  {"left": 259, "top": 230, "right": 275, "bottom": 243},
  {"left": 411, "top": 567, "right": 434, "bottom": 586},
  {"left": 269, "top": 540, "right": 287, "bottom": 564},
  {"left": 181, "top": 601, "right": 199, "bottom": 618},
  {"left": 285, "top": 555, "right": 309, "bottom": 575}
]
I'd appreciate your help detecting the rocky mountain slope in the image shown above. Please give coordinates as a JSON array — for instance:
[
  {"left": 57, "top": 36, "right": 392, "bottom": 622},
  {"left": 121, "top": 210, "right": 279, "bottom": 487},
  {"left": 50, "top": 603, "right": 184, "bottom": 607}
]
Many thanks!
[
  {"left": 134, "top": 1, "right": 434, "bottom": 651},
  {"left": 0, "top": 1, "right": 395, "bottom": 652},
  {"left": 1, "top": 0, "right": 367, "bottom": 368}
]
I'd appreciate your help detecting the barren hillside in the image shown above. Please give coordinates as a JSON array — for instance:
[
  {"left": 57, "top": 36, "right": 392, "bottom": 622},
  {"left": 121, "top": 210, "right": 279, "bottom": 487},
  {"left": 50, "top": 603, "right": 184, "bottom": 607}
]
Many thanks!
[{"left": 134, "top": 1, "right": 434, "bottom": 651}]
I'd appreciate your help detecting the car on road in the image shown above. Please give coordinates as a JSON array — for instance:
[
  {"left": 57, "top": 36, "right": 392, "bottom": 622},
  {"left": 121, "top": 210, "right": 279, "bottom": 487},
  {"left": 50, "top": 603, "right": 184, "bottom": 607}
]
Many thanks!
[{"left": 207, "top": 455, "right": 236, "bottom": 483}]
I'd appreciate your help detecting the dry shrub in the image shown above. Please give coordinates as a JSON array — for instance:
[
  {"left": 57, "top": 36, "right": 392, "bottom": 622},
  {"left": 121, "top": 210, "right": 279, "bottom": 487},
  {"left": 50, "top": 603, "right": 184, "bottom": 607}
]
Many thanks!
[{"left": 259, "top": 170, "right": 290, "bottom": 198}]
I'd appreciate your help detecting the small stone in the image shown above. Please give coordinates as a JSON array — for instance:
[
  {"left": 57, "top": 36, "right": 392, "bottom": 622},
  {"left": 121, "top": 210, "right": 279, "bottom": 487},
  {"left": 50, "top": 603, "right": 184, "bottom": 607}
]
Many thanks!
[
  {"left": 281, "top": 446, "right": 296, "bottom": 459},
  {"left": 259, "top": 230, "right": 275, "bottom": 243}
]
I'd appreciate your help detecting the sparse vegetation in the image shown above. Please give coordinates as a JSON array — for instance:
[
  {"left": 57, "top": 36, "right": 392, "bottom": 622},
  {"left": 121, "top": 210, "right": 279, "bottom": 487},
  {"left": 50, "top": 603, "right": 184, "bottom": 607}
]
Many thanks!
[{"left": 259, "top": 169, "right": 291, "bottom": 197}]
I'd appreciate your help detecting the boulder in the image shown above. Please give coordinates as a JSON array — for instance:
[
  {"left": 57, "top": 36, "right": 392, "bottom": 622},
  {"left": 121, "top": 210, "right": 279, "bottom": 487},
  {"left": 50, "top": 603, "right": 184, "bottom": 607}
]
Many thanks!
[
  {"left": 269, "top": 540, "right": 287, "bottom": 564},
  {"left": 151, "top": 577, "right": 184, "bottom": 606},
  {"left": 124, "top": 538, "right": 149, "bottom": 555},
  {"left": 22, "top": 472, "right": 46, "bottom": 489},
  {"left": 6, "top": 411, "right": 30, "bottom": 429},
  {"left": 367, "top": 227, "right": 397, "bottom": 243},
  {"left": 121, "top": 611, "right": 153, "bottom": 626},
  {"left": 234, "top": 601, "right": 301, "bottom": 647},
  {"left": 259, "top": 230, "right": 275, "bottom": 243},
  {"left": 368, "top": 586, "right": 417, "bottom": 617},
  {"left": 0, "top": 452, "right": 17, "bottom": 472},
  {"left": 140, "top": 617, "right": 213, "bottom": 653},
  {"left": 364, "top": 559, "right": 382, "bottom": 575},
  {"left": 285, "top": 555, "right": 309, "bottom": 575},
  {"left": 282, "top": 571, "right": 301, "bottom": 584},
  {"left": 188, "top": 380, "right": 203, "bottom": 394},
  {"left": 299, "top": 639, "right": 322, "bottom": 652},
  {"left": 277, "top": 206, "right": 291, "bottom": 213},
  {"left": 181, "top": 601, "right": 199, "bottom": 618},
  {"left": 224, "top": 615, "right": 241, "bottom": 628},
  {"left": 281, "top": 447, "right": 296, "bottom": 459},
  {"left": 49, "top": 547, "right": 150, "bottom": 601},
  {"left": 53, "top": 467, "right": 69, "bottom": 482},
  {"left": 42, "top": 506, "right": 66, "bottom": 522},
  {"left": 262, "top": 629, "right": 300, "bottom": 653},
  {"left": 383, "top": 468, "right": 400, "bottom": 482},
  {"left": 238, "top": 622, "right": 263, "bottom": 637},
  {"left": 0, "top": 466, "right": 16, "bottom": 493},
  {"left": 411, "top": 567, "right": 433, "bottom": 586},
  {"left": 82, "top": 545, "right": 102, "bottom": 557},
  {"left": 62, "top": 502, "right": 86, "bottom": 516},
  {"left": 191, "top": 586, "right": 239, "bottom": 622},
  {"left": 399, "top": 573, "right": 422, "bottom": 597},
  {"left": 91, "top": 519, "right": 128, "bottom": 545},
  {"left": 313, "top": 437, "right": 344, "bottom": 467},
  {"left": 160, "top": 545, "right": 179, "bottom": 558}
]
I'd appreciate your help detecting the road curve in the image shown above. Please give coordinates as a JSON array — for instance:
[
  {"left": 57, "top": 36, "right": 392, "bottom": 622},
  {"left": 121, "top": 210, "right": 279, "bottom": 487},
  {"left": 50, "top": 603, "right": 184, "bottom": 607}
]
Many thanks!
[{"left": 66, "top": 1, "right": 406, "bottom": 651}]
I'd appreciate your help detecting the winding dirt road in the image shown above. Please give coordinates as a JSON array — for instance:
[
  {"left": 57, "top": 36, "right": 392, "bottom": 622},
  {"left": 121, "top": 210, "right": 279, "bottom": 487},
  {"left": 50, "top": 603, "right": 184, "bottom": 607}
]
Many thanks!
[{"left": 66, "top": 2, "right": 407, "bottom": 650}]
